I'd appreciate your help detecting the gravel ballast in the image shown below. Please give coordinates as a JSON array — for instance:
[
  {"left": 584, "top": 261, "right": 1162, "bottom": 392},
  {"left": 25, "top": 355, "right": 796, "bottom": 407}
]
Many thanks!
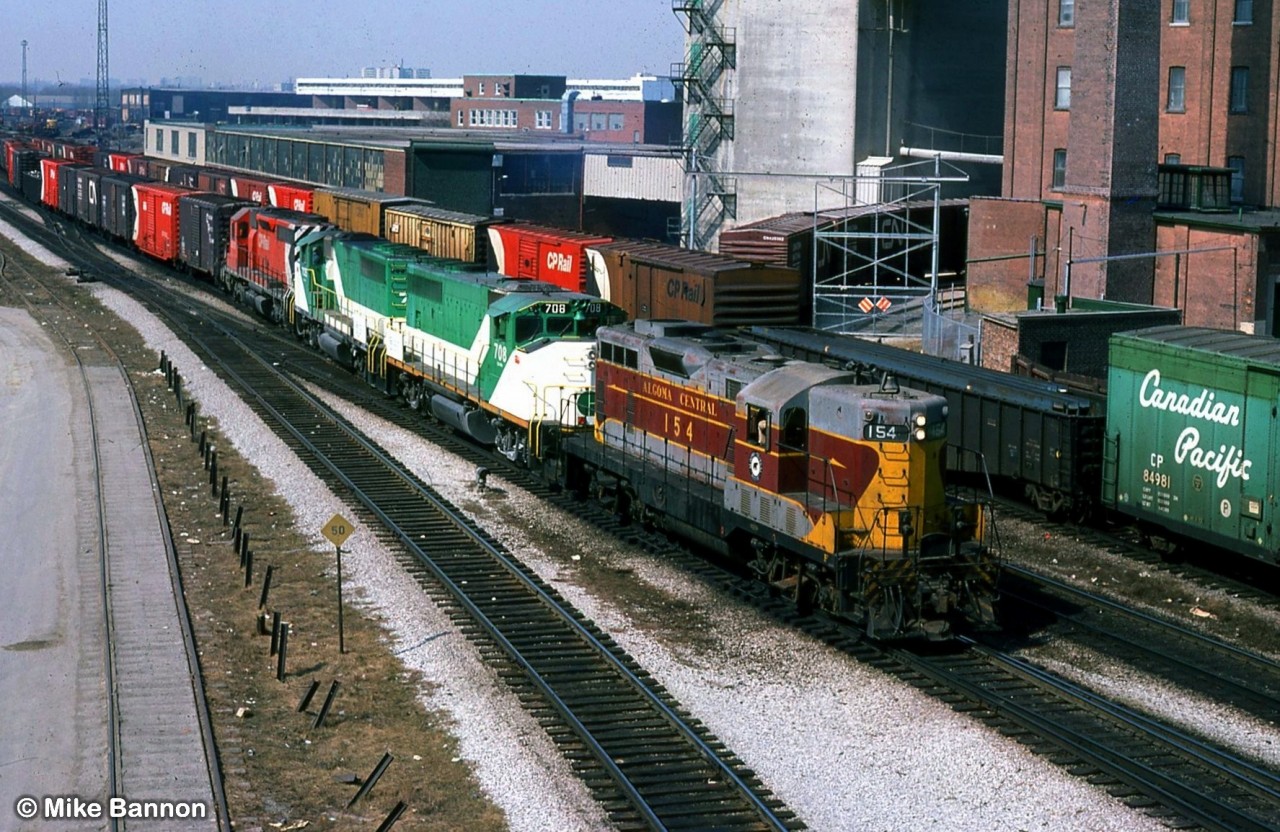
[{"left": 4, "top": 221, "right": 1202, "bottom": 830}]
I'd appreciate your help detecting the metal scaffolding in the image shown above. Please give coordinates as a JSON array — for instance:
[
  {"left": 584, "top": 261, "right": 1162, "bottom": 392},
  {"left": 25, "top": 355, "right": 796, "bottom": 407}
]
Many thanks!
[{"left": 810, "top": 156, "right": 969, "bottom": 337}]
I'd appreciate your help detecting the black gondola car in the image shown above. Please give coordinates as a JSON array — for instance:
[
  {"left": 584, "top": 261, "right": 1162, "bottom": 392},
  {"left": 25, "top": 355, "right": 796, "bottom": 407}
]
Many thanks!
[{"left": 748, "top": 326, "right": 1107, "bottom": 516}]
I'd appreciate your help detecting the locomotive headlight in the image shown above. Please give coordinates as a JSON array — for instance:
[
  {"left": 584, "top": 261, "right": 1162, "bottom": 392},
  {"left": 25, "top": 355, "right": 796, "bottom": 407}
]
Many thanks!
[
  {"left": 914, "top": 413, "right": 927, "bottom": 427},
  {"left": 914, "top": 427, "right": 927, "bottom": 441}
]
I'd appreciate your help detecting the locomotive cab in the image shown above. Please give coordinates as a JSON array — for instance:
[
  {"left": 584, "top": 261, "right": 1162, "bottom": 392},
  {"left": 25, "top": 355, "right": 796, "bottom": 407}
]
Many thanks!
[{"left": 731, "top": 366, "right": 998, "bottom": 638}]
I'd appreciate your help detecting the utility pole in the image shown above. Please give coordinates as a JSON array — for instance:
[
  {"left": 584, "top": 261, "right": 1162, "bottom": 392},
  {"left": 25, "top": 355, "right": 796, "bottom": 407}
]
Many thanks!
[
  {"left": 21, "top": 39, "right": 28, "bottom": 118},
  {"left": 96, "top": 0, "right": 109, "bottom": 147}
]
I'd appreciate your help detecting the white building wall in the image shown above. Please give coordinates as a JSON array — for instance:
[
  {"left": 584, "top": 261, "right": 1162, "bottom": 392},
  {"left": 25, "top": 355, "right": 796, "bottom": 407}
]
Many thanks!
[{"left": 711, "top": 0, "right": 866, "bottom": 230}]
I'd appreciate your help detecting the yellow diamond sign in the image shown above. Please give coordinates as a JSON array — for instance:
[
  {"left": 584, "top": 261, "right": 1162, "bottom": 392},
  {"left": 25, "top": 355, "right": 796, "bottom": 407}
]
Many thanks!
[{"left": 322, "top": 513, "right": 354, "bottom": 548}]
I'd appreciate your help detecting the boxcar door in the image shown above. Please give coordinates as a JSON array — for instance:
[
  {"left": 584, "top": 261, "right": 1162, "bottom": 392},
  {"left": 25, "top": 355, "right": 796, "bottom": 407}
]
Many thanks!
[{"left": 1243, "top": 368, "right": 1280, "bottom": 563}]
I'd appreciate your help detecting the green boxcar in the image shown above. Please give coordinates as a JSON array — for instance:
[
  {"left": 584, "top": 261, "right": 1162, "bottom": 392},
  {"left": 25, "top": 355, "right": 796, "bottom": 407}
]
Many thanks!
[{"left": 1103, "top": 326, "right": 1280, "bottom": 565}]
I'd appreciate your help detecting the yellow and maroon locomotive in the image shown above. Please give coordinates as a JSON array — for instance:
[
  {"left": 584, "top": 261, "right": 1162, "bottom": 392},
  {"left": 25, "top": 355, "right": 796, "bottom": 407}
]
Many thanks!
[{"left": 564, "top": 320, "right": 999, "bottom": 639}]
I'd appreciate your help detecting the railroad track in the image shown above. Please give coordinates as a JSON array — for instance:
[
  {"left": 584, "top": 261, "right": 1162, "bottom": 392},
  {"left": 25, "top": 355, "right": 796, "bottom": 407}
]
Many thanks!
[
  {"left": 998, "top": 565, "right": 1280, "bottom": 727},
  {"left": 12, "top": 201, "right": 1280, "bottom": 829},
  {"left": 0, "top": 246, "right": 229, "bottom": 831},
  {"left": 8, "top": 207, "right": 800, "bottom": 830},
  {"left": 996, "top": 496, "right": 1280, "bottom": 615}
]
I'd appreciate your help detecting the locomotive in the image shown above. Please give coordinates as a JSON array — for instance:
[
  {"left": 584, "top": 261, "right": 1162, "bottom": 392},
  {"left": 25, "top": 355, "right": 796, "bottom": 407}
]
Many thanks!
[
  {"left": 0, "top": 138, "right": 1002, "bottom": 639},
  {"left": 561, "top": 320, "right": 1000, "bottom": 639}
]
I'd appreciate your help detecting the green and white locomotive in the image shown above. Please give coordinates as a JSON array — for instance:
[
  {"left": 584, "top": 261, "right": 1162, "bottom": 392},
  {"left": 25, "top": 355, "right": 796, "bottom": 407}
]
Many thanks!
[{"left": 288, "top": 228, "right": 627, "bottom": 463}]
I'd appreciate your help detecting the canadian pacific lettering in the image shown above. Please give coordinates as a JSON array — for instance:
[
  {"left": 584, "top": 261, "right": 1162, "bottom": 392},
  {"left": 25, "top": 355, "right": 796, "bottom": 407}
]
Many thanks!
[{"left": 1138, "top": 368, "right": 1253, "bottom": 488}]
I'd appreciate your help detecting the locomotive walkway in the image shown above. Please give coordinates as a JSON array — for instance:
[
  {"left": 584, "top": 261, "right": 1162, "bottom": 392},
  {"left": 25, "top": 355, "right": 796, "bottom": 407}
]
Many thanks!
[{"left": 0, "top": 284, "right": 223, "bottom": 827}]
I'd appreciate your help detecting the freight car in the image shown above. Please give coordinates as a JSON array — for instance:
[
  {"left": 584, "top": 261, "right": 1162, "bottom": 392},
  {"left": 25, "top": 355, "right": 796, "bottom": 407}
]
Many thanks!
[
  {"left": 132, "top": 181, "right": 201, "bottom": 263},
  {"left": 585, "top": 239, "right": 805, "bottom": 327},
  {"left": 0, "top": 137, "right": 1003, "bottom": 639},
  {"left": 178, "top": 193, "right": 255, "bottom": 279},
  {"left": 230, "top": 175, "right": 278, "bottom": 205},
  {"left": 384, "top": 204, "right": 502, "bottom": 264},
  {"left": 267, "top": 182, "right": 316, "bottom": 214},
  {"left": 746, "top": 326, "right": 1107, "bottom": 518},
  {"left": 487, "top": 222, "right": 613, "bottom": 293},
  {"left": 560, "top": 319, "right": 999, "bottom": 639},
  {"left": 311, "top": 188, "right": 424, "bottom": 237},
  {"left": 1104, "top": 326, "right": 1280, "bottom": 566}
]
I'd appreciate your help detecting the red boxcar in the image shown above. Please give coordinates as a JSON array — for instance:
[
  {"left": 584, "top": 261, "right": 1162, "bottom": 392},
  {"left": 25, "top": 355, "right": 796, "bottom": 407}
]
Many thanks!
[
  {"left": 133, "top": 182, "right": 201, "bottom": 263},
  {"left": 267, "top": 183, "right": 316, "bottom": 214},
  {"left": 39, "top": 158, "right": 81, "bottom": 211},
  {"left": 107, "top": 153, "right": 140, "bottom": 173},
  {"left": 230, "top": 175, "right": 276, "bottom": 205},
  {"left": 486, "top": 223, "right": 614, "bottom": 293},
  {"left": 4, "top": 140, "right": 35, "bottom": 185}
]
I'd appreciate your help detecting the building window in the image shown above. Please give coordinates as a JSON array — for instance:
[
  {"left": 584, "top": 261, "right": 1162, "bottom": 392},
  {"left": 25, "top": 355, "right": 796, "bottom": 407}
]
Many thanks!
[
  {"left": 170, "top": 130, "right": 179, "bottom": 154},
  {"left": 1058, "top": 0, "right": 1074, "bottom": 26},
  {"left": 1055, "top": 67, "right": 1071, "bottom": 109},
  {"left": 1227, "top": 156, "right": 1245, "bottom": 202},
  {"left": 1167, "top": 67, "right": 1186, "bottom": 112},
  {"left": 479, "top": 81, "right": 485, "bottom": 95},
  {"left": 458, "top": 109, "right": 464, "bottom": 126},
  {"left": 1164, "top": 153, "right": 1182, "bottom": 164},
  {"left": 155, "top": 128, "right": 163, "bottom": 152},
  {"left": 187, "top": 133, "right": 197, "bottom": 158},
  {"left": 535, "top": 110, "right": 552, "bottom": 129},
  {"left": 1052, "top": 149, "right": 1067, "bottom": 189},
  {"left": 608, "top": 113, "right": 625, "bottom": 131},
  {"left": 1171, "top": 0, "right": 1189, "bottom": 23},
  {"left": 1234, "top": 0, "right": 1252, "bottom": 23},
  {"left": 1230, "top": 67, "right": 1249, "bottom": 113}
]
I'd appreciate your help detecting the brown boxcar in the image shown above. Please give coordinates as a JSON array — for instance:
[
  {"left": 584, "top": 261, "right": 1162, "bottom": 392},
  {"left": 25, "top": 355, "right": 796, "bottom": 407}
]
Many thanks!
[
  {"left": 167, "top": 165, "right": 204, "bottom": 189},
  {"left": 312, "top": 188, "right": 424, "bottom": 237},
  {"left": 383, "top": 204, "right": 503, "bottom": 264},
  {"left": 585, "top": 240, "right": 804, "bottom": 327},
  {"left": 125, "top": 155, "right": 151, "bottom": 179},
  {"left": 197, "top": 170, "right": 233, "bottom": 195}
]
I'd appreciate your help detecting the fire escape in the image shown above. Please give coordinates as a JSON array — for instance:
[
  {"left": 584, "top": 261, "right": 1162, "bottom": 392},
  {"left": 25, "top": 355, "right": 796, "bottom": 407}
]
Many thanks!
[{"left": 671, "top": 0, "right": 736, "bottom": 250}]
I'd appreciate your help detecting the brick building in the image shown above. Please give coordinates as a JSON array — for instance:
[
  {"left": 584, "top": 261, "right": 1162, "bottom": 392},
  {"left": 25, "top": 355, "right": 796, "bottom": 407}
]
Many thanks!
[
  {"left": 450, "top": 75, "right": 679, "bottom": 144},
  {"left": 970, "top": 0, "right": 1280, "bottom": 336}
]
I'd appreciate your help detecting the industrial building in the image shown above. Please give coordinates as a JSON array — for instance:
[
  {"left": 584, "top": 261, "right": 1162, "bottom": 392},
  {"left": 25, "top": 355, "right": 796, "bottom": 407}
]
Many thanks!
[
  {"left": 144, "top": 120, "right": 682, "bottom": 239},
  {"left": 670, "top": 0, "right": 1006, "bottom": 251},
  {"left": 969, "top": 0, "right": 1280, "bottom": 338}
]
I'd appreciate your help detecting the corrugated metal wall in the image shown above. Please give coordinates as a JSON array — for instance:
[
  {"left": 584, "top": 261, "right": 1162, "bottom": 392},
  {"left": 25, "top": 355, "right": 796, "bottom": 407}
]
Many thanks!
[{"left": 583, "top": 153, "right": 681, "bottom": 202}]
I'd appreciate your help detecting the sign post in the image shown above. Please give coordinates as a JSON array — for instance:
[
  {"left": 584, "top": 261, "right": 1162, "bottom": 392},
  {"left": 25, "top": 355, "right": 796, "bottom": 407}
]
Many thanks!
[{"left": 321, "top": 512, "right": 355, "bottom": 653}]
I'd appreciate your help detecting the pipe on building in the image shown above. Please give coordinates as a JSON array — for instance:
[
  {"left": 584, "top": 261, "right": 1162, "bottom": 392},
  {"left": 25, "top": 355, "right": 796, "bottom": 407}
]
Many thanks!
[{"left": 899, "top": 146, "right": 1004, "bottom": 165}]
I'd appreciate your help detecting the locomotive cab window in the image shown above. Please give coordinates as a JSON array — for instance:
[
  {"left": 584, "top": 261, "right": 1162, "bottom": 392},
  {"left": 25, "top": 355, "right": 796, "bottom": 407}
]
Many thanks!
[
  {"left": 515, "top": 314, "right": 542, "bottom": 345},
  {"left": 779, "top": 407, "right": 807, "bottom": 450},
  {"left": 748, "top": 405, "right": 770, "bottom": 446}
]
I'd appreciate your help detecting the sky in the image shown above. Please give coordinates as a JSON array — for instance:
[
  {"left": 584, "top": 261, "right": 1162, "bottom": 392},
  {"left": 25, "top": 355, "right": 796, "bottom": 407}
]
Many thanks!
[{"left": 4, "top": 1, "right": 687, "bottom": 89}]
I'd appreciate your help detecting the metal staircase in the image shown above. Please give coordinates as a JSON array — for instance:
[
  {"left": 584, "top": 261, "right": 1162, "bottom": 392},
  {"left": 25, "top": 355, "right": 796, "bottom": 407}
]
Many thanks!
[{"left": 671, "top": 0, "right": 737, "bottom": 250}]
